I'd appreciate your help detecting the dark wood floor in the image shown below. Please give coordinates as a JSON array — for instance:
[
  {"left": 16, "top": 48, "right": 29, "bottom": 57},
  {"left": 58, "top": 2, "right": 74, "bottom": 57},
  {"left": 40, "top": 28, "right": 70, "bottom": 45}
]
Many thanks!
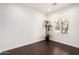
[{"left": 0, "top": 40, "right": 79, "bottom": 55}]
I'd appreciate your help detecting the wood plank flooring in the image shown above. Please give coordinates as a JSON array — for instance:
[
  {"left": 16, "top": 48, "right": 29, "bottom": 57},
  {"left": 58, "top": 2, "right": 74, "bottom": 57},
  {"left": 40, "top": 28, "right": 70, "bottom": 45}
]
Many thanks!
[{"left": 0, "top": 40, "right": 79, "bottom": 55}]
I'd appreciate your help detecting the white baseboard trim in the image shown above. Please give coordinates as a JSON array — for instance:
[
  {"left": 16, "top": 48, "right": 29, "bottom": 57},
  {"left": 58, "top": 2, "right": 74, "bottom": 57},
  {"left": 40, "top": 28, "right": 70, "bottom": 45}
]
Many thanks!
[
  {"left": 0, "top": 39, "right": 42, "bottom": 53},
  {"left": 51, "top": 39, "right": 79, "bottom": 48}
]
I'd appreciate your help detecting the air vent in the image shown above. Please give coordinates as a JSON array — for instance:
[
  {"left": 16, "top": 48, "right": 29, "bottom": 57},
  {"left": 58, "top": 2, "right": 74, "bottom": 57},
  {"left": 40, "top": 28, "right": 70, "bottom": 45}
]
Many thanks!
[{"left": 52, "top": 3, "right": 57, "bottom": 6}]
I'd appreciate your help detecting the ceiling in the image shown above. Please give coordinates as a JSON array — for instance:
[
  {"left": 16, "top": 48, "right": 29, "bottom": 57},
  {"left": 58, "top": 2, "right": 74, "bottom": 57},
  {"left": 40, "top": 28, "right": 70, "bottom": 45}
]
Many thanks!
[{"left": 25, "top": 3, "right": 73, "bottom": 14}]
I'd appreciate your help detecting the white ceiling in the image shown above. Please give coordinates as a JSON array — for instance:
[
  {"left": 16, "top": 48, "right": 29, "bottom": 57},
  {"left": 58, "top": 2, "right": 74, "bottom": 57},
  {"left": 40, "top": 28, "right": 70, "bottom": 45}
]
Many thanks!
[{"left": 25, "top": 3, "right": 73, "bottom": 14}]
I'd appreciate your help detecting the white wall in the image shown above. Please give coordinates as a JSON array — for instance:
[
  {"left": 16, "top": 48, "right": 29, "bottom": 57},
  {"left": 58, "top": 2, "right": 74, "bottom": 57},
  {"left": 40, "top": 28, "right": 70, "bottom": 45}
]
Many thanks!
[
  {"left": 0, "top": 4, "right": 45, "bottom": 52},
  {"left": 49, "top": 4, "right": 79, "bottom": 48},
  {"left": 0, "top": 3, "right": 79, "bottom": 53}
]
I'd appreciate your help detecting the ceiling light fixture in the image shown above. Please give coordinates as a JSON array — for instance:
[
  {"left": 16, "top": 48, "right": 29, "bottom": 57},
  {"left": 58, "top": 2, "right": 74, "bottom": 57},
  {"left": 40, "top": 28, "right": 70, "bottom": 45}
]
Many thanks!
[{"left": 47, "top": 8, "right": 51, "bottom": 12}]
